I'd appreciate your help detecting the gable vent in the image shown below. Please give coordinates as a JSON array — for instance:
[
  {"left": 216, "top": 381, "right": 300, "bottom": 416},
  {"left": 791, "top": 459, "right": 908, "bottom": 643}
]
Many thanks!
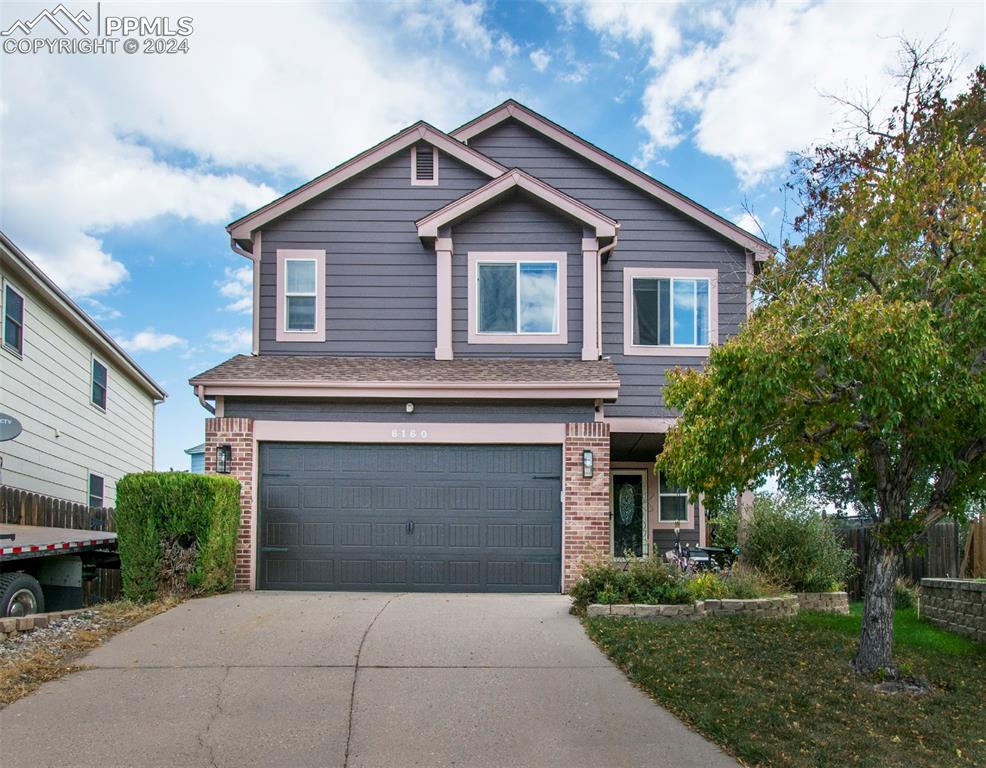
[{"left": 412, "top": 145, "right": 437, "bottom": 185}]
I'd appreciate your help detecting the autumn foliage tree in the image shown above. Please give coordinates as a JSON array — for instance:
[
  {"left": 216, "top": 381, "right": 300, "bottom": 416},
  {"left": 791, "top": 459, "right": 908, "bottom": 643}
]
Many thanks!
[{"left": 657, "top": 45, "right": 985, "bottom": 676}]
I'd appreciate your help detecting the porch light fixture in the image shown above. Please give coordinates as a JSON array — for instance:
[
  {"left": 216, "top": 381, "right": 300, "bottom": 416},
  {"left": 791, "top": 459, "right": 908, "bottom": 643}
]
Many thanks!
[
  {"left": 582, "top": 449, "right": 594, "bottom": 478},
  {"left": 216, "top": 444, "right": 232, "bottom": 474}
]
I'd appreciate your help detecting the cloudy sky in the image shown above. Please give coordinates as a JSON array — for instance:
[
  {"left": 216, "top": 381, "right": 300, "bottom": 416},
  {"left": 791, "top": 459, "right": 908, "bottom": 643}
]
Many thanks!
[{"left": 1, "top": 0, "right": 983, "bottom": 471}]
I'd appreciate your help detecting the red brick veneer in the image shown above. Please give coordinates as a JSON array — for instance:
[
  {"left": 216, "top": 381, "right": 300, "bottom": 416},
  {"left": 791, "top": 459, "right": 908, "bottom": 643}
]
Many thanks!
[
  {"left": 204, "top": 417, "right": 255, "bottom": 590},
  {"left": 562, "top": 422, "right": 611, "bottom": 591}
]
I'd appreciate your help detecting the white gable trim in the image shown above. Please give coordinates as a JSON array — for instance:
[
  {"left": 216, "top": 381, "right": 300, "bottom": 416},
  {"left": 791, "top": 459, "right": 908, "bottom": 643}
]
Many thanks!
[
  {"left": 452, "top": 101, "right": 773, "bottom": 260},
  {"left": 228, "top": 124, "right": 506, "bottom": 242},
  {"left": 416, "top": 168, "right": 618, "bottom": 239}
]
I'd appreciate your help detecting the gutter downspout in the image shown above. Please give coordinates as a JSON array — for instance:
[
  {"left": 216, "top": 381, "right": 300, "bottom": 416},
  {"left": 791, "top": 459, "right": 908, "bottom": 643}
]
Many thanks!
[
  {"left": 596, "top": 223, "right": 619, "bottom": 360},
  {"left": 196, "top": 384, "right": 216, "bottom": 415},
  {"left": 230, "top": 235, "right": 261, "bottom": 356},
  {"left": 598, "top": 222, "right": 619, "bottom": 259}
]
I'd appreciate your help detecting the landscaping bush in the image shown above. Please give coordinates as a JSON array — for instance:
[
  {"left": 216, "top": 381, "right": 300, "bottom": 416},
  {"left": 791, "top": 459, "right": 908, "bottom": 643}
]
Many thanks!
[
  {"left": 116, "top": 472, "right": 241, "bottom": 602},
  {"left": 743, "top": 494, "right": 855, "bottom": 593},
  {"left": 721, "top": 563, "right": 784, "bottom": 599},
  {"left": 894, "top": 579, "right": 919, "bottom": 610}
]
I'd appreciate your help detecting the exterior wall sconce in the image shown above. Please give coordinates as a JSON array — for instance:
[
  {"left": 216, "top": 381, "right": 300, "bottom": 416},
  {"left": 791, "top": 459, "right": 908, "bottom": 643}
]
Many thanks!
[
  {"left": 582, "top": 449, "right": 594, "bottom": 478},
  {"left": 216, "top": 444, "right": 232, "bottom": 474}
]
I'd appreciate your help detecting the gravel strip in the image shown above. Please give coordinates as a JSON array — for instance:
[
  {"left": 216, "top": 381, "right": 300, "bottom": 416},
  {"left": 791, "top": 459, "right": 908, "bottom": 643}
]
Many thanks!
[{"left": 0, "top": 611, "right": 109, "bottom": 664}]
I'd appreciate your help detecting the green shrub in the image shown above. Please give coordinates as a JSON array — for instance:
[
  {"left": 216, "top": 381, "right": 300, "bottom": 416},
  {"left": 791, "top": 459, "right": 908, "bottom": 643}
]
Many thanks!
[
  {"left": 894, "top": 579, "right": 918, "bottom": 610},
  {"left": 569, "top": 555, "right": 689, "bottom": 613},
  {"left": 687, "top": 571, "right": 728, "bottom": 601},
  {"left": 116, "top": 472, "right": 241, "bottom": 602},
  {"left": 721, "top": 563, "right": 784, "bottom": 599},
  {"left": 743, "top": 494, "right": 855, "bottom": 593}
]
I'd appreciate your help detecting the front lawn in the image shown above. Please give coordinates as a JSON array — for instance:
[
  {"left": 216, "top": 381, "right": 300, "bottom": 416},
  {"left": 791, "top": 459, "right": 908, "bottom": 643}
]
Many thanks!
[{"left": 584, "top": 604, "right": 985, "bottom": 767}]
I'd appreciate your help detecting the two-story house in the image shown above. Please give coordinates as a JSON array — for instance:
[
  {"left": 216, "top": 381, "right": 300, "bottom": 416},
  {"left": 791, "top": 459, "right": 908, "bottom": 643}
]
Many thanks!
[
  {"left": 190, "top": 101, "right": 772, "bottom": 593},
  {"left": 0, "top": 232, "right": 166, "bottom": 508}
]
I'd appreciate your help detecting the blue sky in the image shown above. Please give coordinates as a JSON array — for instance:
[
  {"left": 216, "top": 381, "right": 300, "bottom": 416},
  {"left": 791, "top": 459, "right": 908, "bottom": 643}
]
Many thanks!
[{"left": 1, "top": 0, "right": 983, "bottom": 470}]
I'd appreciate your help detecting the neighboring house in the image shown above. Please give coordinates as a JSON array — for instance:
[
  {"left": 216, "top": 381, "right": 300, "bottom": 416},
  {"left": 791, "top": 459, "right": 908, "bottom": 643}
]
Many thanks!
[
  {"left": 0, "top": 232, "right": 166, "bottom": 508},
  {"left": 185, "top": 443, "right": 205, "bottom": 474},
  {"left": 190, "top": 100, "right": 772, "bottom": 593}
]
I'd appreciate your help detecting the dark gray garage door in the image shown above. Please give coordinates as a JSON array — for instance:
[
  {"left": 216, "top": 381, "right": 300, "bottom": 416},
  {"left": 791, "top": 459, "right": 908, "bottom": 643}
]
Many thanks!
[{"left": 258, "top": 443, "right": 562, "bottom": 592}]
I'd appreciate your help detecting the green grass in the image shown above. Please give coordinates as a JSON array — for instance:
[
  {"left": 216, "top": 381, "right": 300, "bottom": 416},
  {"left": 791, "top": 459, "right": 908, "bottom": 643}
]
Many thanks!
[{"left": 584, "top": 604, "right": 985, "bottom": 767}]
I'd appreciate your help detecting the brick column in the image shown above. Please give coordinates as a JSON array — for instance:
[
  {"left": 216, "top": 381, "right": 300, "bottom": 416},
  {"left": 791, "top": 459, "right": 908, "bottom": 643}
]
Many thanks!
[
  {"left": 204, "top": 417, "right": 255, "bottom": 590},
  {"left": 563, "top": 422, "right": 610, "bottom": 591}
]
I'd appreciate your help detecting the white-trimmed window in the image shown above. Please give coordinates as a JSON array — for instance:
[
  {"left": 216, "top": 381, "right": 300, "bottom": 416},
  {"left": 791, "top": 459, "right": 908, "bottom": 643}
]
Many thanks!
[
  {"left": 658, "top": 472, "right": 689, "bottom": 523},
  {"left": 91, "top": 357, "right": 108, "bottom": 410},
  {"left": 88, "top": 473, "right": 104, "bottom": 509},
  {"left": 623, "top": 268, "right": 717, "bottom": 356},
  {"left": 3, "top": 282, "right": 24, "bottom": 356},
  {"left": 275, "top": 249, "right": 325, "bottom": 342},
  {"left": 411, "top": 145, "right": 438, "bottom": 186},
  {"left": 467, "top": 252, "right": 568, "bottom": 345}
]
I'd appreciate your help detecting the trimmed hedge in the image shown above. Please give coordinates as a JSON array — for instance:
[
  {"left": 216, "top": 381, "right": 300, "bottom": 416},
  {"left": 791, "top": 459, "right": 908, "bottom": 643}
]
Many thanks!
[{"left": 116, "top": 472, "right": 241, "bottom": 602}]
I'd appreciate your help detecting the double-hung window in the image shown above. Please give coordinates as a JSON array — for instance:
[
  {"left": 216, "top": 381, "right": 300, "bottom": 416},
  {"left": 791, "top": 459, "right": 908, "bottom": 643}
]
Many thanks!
[
  {"left": 3, "top": 283, "right": 24, "bottom": 355},
  {"left": 91, "top": 358, "right": 108, "bottom": 410},
  {"left": 658, "top": 472, "right": 689, "bottom": 524},
  {"left": 275, "top": 249, "right": 325, "bottom": 342},
  {"left": 88, "top": 473, "right": 104, "bottom": 509},
  {"left": 624, "top": 268, "right": 717, "bottom": 356},
  {"left": 468, "top": 253, "right": 567, "bottom": 344}
]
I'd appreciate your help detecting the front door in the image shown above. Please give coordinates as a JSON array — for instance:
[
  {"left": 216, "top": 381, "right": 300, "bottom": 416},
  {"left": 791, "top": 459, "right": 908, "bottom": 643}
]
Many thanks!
[{"left": 611, "top": 471, "right": 646, "bottom": 557}]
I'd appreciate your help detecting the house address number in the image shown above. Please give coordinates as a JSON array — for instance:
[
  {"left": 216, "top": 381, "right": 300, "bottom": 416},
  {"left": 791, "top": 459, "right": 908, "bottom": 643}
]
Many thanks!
[{"left": 391, "top": 428, "right": 429, "bottom": 440}]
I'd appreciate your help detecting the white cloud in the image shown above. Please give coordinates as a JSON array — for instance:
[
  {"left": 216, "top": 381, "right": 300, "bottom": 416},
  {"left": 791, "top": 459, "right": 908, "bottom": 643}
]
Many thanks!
[
  {"left": 208, "top": 328, "right": 252, "bottom": 355},
  {"left": 402, "top": 0, "right": 503, "bottom": 56},
  {"left": 733, "top": 212, "right": 764, "bottom": 236},
  {"left": 487, "top": 64, "right": 507, "bottom": 85},
  {"left": 217, "top": 265, "right": 253, "bottom": 314},
  {"left": 530, "top": 49, "right": 552, "bottom": 72},
  {"left": 79, "top": 297, "right": 122, "bottom": 322},
  {"left": 1, "top": 1, "right": 497, "bottom": 296},
  {"left": 119, "top": 328, "right": 187, "bottom": 353},
  {"left": 577, "top": 1, "right": 985, "bottom": 185}
]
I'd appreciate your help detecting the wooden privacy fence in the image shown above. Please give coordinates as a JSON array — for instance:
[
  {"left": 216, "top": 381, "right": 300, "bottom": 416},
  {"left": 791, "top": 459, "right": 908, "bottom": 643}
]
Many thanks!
[
  {"left": 1, "top": 484, "right": 121, "bottom": 605},
  {"left": 838, "top": 520, "right": 961, "bottom": 600}
]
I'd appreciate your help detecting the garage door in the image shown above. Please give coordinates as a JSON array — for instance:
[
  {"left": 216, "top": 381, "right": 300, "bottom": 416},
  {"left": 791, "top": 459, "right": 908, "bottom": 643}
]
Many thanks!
[{"left": 258, "top": 443, "right": 562, "bottom": 592}]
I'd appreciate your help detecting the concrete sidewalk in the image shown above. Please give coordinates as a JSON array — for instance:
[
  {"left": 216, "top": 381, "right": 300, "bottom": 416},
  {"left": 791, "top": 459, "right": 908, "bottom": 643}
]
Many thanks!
[{"left": 0, "top": 592, "right": 737, "bottom": 767}]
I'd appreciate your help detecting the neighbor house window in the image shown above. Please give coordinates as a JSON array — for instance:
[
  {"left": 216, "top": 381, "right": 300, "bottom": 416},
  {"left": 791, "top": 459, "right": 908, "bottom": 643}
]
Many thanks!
[
  {"left": 91, "top": 358, "right": 108, "bottom": 410},
  {"left": 658, "top": 473, "right": 689, "bottom": 523},
  {"left": 467, "top": 253, "right": 568, "bottom": 344},
  {"left": 3, "top": 283, "right": 24, "bottom": 355},
  {"left": 623, "top": 268, "right": 717, "bottom": 357},
  {"left": 88, "top": 474, "right": 104, "bottom": 508},
  {"left": 275, "top": 249, "right": 326, "bottom": 342}
]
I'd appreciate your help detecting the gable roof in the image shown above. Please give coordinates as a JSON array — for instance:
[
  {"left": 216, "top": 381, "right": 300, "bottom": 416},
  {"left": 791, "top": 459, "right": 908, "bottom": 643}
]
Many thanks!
[
  {"left": 416, "top": 168, "right": 618, "bottom": 240},
  {"left": 227, "top": 122, "right": 507, "bottom": 243},
  {"left": 0, "top": 231, "right": 167, "bottom": 401},
  {"left": 452, "top": 100, "right": 774, "bottom": 259}
]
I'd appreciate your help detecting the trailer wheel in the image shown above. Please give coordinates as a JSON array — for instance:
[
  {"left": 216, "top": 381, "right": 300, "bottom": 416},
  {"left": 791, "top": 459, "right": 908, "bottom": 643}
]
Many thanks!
[{"left": 0, "top": 572, "right": 45, "bottom": 618}]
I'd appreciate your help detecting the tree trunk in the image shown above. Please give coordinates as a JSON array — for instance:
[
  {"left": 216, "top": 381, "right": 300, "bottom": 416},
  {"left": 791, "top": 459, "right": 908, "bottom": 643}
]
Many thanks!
[{"left": 852, "top": 537, "right": 903, "bottom": 676}]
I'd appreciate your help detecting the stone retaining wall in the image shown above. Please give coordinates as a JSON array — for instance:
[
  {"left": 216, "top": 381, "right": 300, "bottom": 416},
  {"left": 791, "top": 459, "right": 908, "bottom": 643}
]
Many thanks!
[
  {"left": 587, "top": 595, "right": 800, "bottom": 620},
  {"left": 920, "top": 578, "right": 986, "bottom": 644},
  {"left": 795, "top": 591, "right": 850, "bottom": 614},
  {"left": 0, "top": 609, "right": 86, "bottom": 640}
]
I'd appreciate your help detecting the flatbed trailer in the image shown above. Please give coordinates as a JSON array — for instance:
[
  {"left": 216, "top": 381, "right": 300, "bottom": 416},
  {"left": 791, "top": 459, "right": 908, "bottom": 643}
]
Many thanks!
[{"left": 0, "top": 524, "right": 119, "bottom": 617}]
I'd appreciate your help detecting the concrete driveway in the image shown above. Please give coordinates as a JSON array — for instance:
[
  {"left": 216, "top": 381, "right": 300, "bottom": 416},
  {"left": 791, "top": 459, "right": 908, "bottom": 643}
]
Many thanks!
[{"left": 0, "top": 593, "right": 736, "bottom": 767}]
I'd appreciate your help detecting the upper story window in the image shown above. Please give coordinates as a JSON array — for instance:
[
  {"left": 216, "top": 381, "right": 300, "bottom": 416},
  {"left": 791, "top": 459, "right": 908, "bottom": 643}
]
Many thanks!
[
  {"left": 91, "top": 357, "right": 108, "bottom": 410},
  {"left": 3, "top": 283, "right": 24, "bottom": 356},
  {"left": 623, "top": 267, "right": 717, "bottom": 357},
  {"left": 467, "top": 252, "right": 568, "bottom": 345},
  {"left": 411, "top": 145, "right": 438, "bottom": 185},
  {"left": 275, "top": 249, "right": 326, "bottom": 343}
]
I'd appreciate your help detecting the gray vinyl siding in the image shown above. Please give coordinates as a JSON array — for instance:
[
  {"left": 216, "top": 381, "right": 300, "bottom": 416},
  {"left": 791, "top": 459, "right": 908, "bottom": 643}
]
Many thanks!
[
  {"left": 451, "top": 193, "right": 582, "bottom": 357},
  {"left": 224, "top": 397, "right": 595, "bottom": 424},
  {"left": 468, "top": 119, "right": 749, "bottom": 418},
  {"left": 258, "top": 143, "right": 488, "bottom": 356}
]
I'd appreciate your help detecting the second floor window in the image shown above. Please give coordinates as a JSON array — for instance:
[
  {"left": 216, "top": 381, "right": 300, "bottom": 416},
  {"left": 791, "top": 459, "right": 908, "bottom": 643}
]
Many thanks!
[
  {"left": 284, "top": 258, "right": 317, "bottom": 332},
  {"left": 478, "top": 261, "right": 559, "bottom": 335},
  {"left": 632, "top": 276, "right": 710, "bottom": 347},
  {"left": 92, "top": 358, "right": 108, "bottom": 409},
  {"left": 3, "top": 284, "right": 24, "bottom": 355}
]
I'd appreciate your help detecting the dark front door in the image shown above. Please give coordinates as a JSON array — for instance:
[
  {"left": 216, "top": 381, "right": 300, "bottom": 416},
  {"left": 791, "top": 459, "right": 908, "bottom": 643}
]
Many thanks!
[
  {"left": 611, "top": 472, "right": 645, "bottom": 557},
  {"left": 258, "top": 442, "right": 562, "bottom": 592}
]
